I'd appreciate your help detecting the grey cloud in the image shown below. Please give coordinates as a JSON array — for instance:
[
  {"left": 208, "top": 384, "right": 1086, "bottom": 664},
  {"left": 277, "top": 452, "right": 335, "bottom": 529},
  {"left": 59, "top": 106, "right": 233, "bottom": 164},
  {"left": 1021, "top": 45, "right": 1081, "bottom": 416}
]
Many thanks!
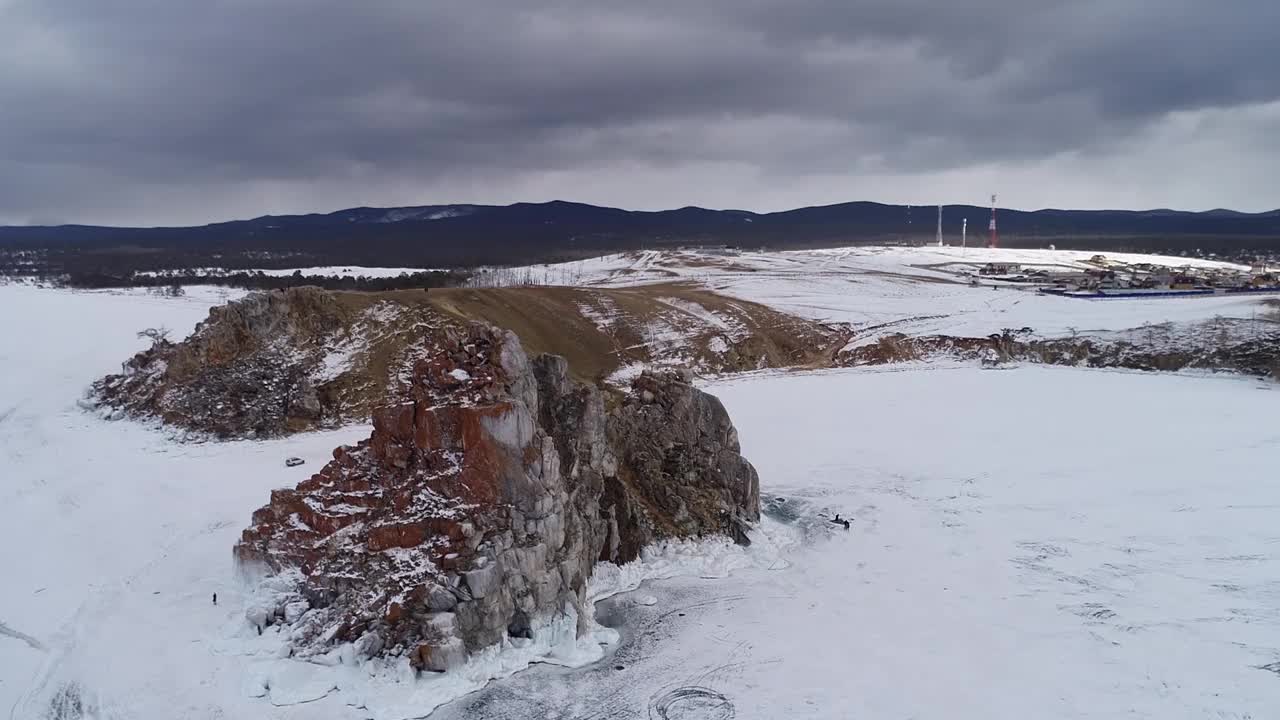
[{"left": 0, "top": 0, "right": 1277, "bottom": 225}]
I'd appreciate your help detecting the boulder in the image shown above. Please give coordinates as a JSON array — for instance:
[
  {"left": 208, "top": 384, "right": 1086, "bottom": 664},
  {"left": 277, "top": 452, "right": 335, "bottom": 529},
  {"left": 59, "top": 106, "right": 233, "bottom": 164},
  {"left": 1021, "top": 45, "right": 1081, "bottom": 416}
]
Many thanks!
[
  {"left": 352, "top": 631, "right": 384, "bottom": 660},
  {"left": 462, "top": 565, "right": 501, "bottom": 599},
  {"left": 283, "top": 600, "right": 310, "bottom": 624}
]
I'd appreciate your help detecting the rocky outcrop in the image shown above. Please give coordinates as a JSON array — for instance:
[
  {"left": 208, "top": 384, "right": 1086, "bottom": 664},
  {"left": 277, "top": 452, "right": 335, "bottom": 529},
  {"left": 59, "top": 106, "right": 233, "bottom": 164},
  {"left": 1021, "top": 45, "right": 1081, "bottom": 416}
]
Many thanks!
[
  {"left": 842, "top": 322, "right": 1280, "bottom": 378},
  {"left": 604, "top": 370, "right": 760, "bottom": 561},
  {"left": 90, "top": 288, "right": 465, "bottom": 437},
  {"left": 90, "top": 285, "right": 847, "bottom": 439},
  {"left": 91, "top": 288, "right": 359, "bottom": 437},
  {"left": 234, "top": 324, "right": 758, "bottom": 671}
]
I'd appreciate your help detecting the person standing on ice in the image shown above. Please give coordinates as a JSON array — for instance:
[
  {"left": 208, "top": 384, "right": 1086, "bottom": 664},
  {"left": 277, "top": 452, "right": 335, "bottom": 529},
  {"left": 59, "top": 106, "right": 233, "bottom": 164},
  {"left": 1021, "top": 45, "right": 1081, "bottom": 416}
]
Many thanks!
[{"left": 212, "top": 592, "right": 217, "bottom": 605}]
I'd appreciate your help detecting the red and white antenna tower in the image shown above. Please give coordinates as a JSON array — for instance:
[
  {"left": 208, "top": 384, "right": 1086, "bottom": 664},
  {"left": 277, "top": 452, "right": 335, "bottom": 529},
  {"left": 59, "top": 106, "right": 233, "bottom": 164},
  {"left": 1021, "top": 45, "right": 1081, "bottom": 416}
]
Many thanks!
[{"left": 987, "top": 194, "right": 999, "bottom": 248}]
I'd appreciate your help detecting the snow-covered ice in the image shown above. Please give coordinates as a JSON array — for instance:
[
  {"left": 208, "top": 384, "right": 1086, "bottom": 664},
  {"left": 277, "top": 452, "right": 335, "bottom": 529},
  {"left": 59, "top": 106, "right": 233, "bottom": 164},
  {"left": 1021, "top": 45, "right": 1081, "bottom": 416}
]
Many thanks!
[
  {"left": 0, "top": 284, "right": 362, "bottom": 719},
  {"left": 700, "top": 366, "right": 1280, "bottom": 719}
]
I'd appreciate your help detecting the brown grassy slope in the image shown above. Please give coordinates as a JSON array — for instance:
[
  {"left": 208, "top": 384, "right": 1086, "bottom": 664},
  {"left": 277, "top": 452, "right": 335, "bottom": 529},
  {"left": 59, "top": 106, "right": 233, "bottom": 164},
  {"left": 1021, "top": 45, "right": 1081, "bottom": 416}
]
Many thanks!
[{"left": 333, "top": 283, "right": 847, "bottom": 383}]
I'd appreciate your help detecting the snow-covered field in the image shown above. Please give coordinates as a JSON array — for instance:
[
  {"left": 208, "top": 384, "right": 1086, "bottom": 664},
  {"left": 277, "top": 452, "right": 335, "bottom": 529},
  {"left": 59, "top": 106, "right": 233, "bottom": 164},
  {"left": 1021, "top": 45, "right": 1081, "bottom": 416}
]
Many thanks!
[
  {"left": 3, "top": 247, "right": 1278, "bottom": 719},
  {"left": 525, "top": 246, "right": 1251, "bottom": 289},
  {"left": 509, "top": 247, "right": 1272, "bottom": 340}
]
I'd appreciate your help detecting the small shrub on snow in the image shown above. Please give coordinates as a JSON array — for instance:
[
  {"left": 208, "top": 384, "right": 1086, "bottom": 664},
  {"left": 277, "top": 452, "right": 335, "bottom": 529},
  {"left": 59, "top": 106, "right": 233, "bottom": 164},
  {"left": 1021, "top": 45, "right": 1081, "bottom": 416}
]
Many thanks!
[{"left": 44, "top": 682, "right": 94, "bottom": 720}]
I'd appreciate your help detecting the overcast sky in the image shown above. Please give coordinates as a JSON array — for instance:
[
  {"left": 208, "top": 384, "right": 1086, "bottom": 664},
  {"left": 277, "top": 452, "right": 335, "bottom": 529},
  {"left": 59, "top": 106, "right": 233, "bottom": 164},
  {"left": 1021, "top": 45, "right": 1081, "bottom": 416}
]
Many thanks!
[{"left": 2, "top": 0, "right": 1278, "bottom": 226}]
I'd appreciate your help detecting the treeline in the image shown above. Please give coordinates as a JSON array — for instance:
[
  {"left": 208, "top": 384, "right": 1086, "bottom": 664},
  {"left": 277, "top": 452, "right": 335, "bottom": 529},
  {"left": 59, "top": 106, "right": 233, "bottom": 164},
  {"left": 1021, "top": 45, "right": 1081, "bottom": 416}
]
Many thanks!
[
  {"left": 62, "top": 269, "right": 473, "bottom": 292},
  {"left": 0, "top": 243, "right": 610, "bottom": 281}
]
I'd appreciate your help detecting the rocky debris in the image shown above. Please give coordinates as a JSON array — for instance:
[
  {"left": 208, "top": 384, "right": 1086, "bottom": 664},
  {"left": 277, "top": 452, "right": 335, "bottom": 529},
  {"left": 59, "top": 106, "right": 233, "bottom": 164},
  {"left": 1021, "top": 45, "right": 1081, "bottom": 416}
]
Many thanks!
[
  {"left": 88, "top": 288, "right": 460, "bottom": 438},
  {"left": 234, "top": 324, "right": 758, "bottom": 671},
  {"left": 90, "top": 288, "right": 353, "bottom": 437}
]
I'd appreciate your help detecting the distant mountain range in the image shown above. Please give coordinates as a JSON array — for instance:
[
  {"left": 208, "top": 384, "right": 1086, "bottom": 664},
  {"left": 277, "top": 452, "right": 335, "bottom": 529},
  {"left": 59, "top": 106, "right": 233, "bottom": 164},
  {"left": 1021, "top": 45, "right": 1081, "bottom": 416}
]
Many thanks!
[{"left": 4, "top": 200, "right": 1280, "bottom": 273}]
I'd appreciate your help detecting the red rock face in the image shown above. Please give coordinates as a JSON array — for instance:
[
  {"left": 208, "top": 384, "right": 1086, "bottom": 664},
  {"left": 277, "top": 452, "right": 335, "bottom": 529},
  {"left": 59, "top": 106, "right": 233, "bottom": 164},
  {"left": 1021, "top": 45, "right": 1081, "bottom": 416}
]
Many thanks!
[
  {"left": 235, "top": 324, "right": 586, "bottom": 667},
  {"left": 234, "top": 323, "right": 761, "bottom": 672}
]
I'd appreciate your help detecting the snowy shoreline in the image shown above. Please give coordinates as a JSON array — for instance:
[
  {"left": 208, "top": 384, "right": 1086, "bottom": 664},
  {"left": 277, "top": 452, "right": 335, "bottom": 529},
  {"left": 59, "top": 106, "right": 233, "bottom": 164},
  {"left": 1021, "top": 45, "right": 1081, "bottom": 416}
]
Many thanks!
[{"left": 231, "top": 528, "right": 792, "bottom": 719}]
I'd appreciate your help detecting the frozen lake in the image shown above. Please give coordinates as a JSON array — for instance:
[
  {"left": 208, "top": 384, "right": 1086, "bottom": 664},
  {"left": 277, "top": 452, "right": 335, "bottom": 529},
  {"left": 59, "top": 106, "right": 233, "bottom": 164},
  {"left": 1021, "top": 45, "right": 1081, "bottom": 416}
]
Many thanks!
[{"left": 439, "top": 365, "right": 1280, "bottom": 719}]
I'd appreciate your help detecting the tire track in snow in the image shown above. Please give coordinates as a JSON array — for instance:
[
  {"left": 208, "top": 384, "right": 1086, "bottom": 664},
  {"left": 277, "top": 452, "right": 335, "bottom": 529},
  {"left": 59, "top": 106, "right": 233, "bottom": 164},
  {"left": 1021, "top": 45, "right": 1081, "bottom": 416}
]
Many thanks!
[
  {"left": 0, "top": 621, "right": 45, "bottom": 651},
  {"left": 7, "top": 516, "right": 227, "bottom": 720}
]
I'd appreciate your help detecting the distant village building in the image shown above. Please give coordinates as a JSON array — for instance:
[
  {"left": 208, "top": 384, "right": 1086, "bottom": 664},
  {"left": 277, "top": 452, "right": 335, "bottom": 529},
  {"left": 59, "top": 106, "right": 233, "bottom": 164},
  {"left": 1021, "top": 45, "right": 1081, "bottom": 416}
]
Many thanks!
[
  {"left": 701, "top": 245, "right": 740, "bottom": 256},
  {"left": 979, "top": 262, "right": 1022, "bottom": 276}
]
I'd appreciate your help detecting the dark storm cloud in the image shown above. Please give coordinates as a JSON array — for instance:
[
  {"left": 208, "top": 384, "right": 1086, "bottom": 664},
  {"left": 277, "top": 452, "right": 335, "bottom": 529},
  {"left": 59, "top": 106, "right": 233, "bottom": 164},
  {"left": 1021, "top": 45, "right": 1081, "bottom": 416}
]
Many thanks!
[{"left": 1, "top": 0, "right": 1277, "bottom": 224}]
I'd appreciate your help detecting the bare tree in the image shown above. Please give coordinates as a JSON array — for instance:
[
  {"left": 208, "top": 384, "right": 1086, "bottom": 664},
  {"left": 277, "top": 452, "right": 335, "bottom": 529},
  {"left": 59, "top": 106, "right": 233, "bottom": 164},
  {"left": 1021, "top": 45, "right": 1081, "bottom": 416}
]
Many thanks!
[{"left": 136, "top": 326, "right": 171, "bottom": 348}]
